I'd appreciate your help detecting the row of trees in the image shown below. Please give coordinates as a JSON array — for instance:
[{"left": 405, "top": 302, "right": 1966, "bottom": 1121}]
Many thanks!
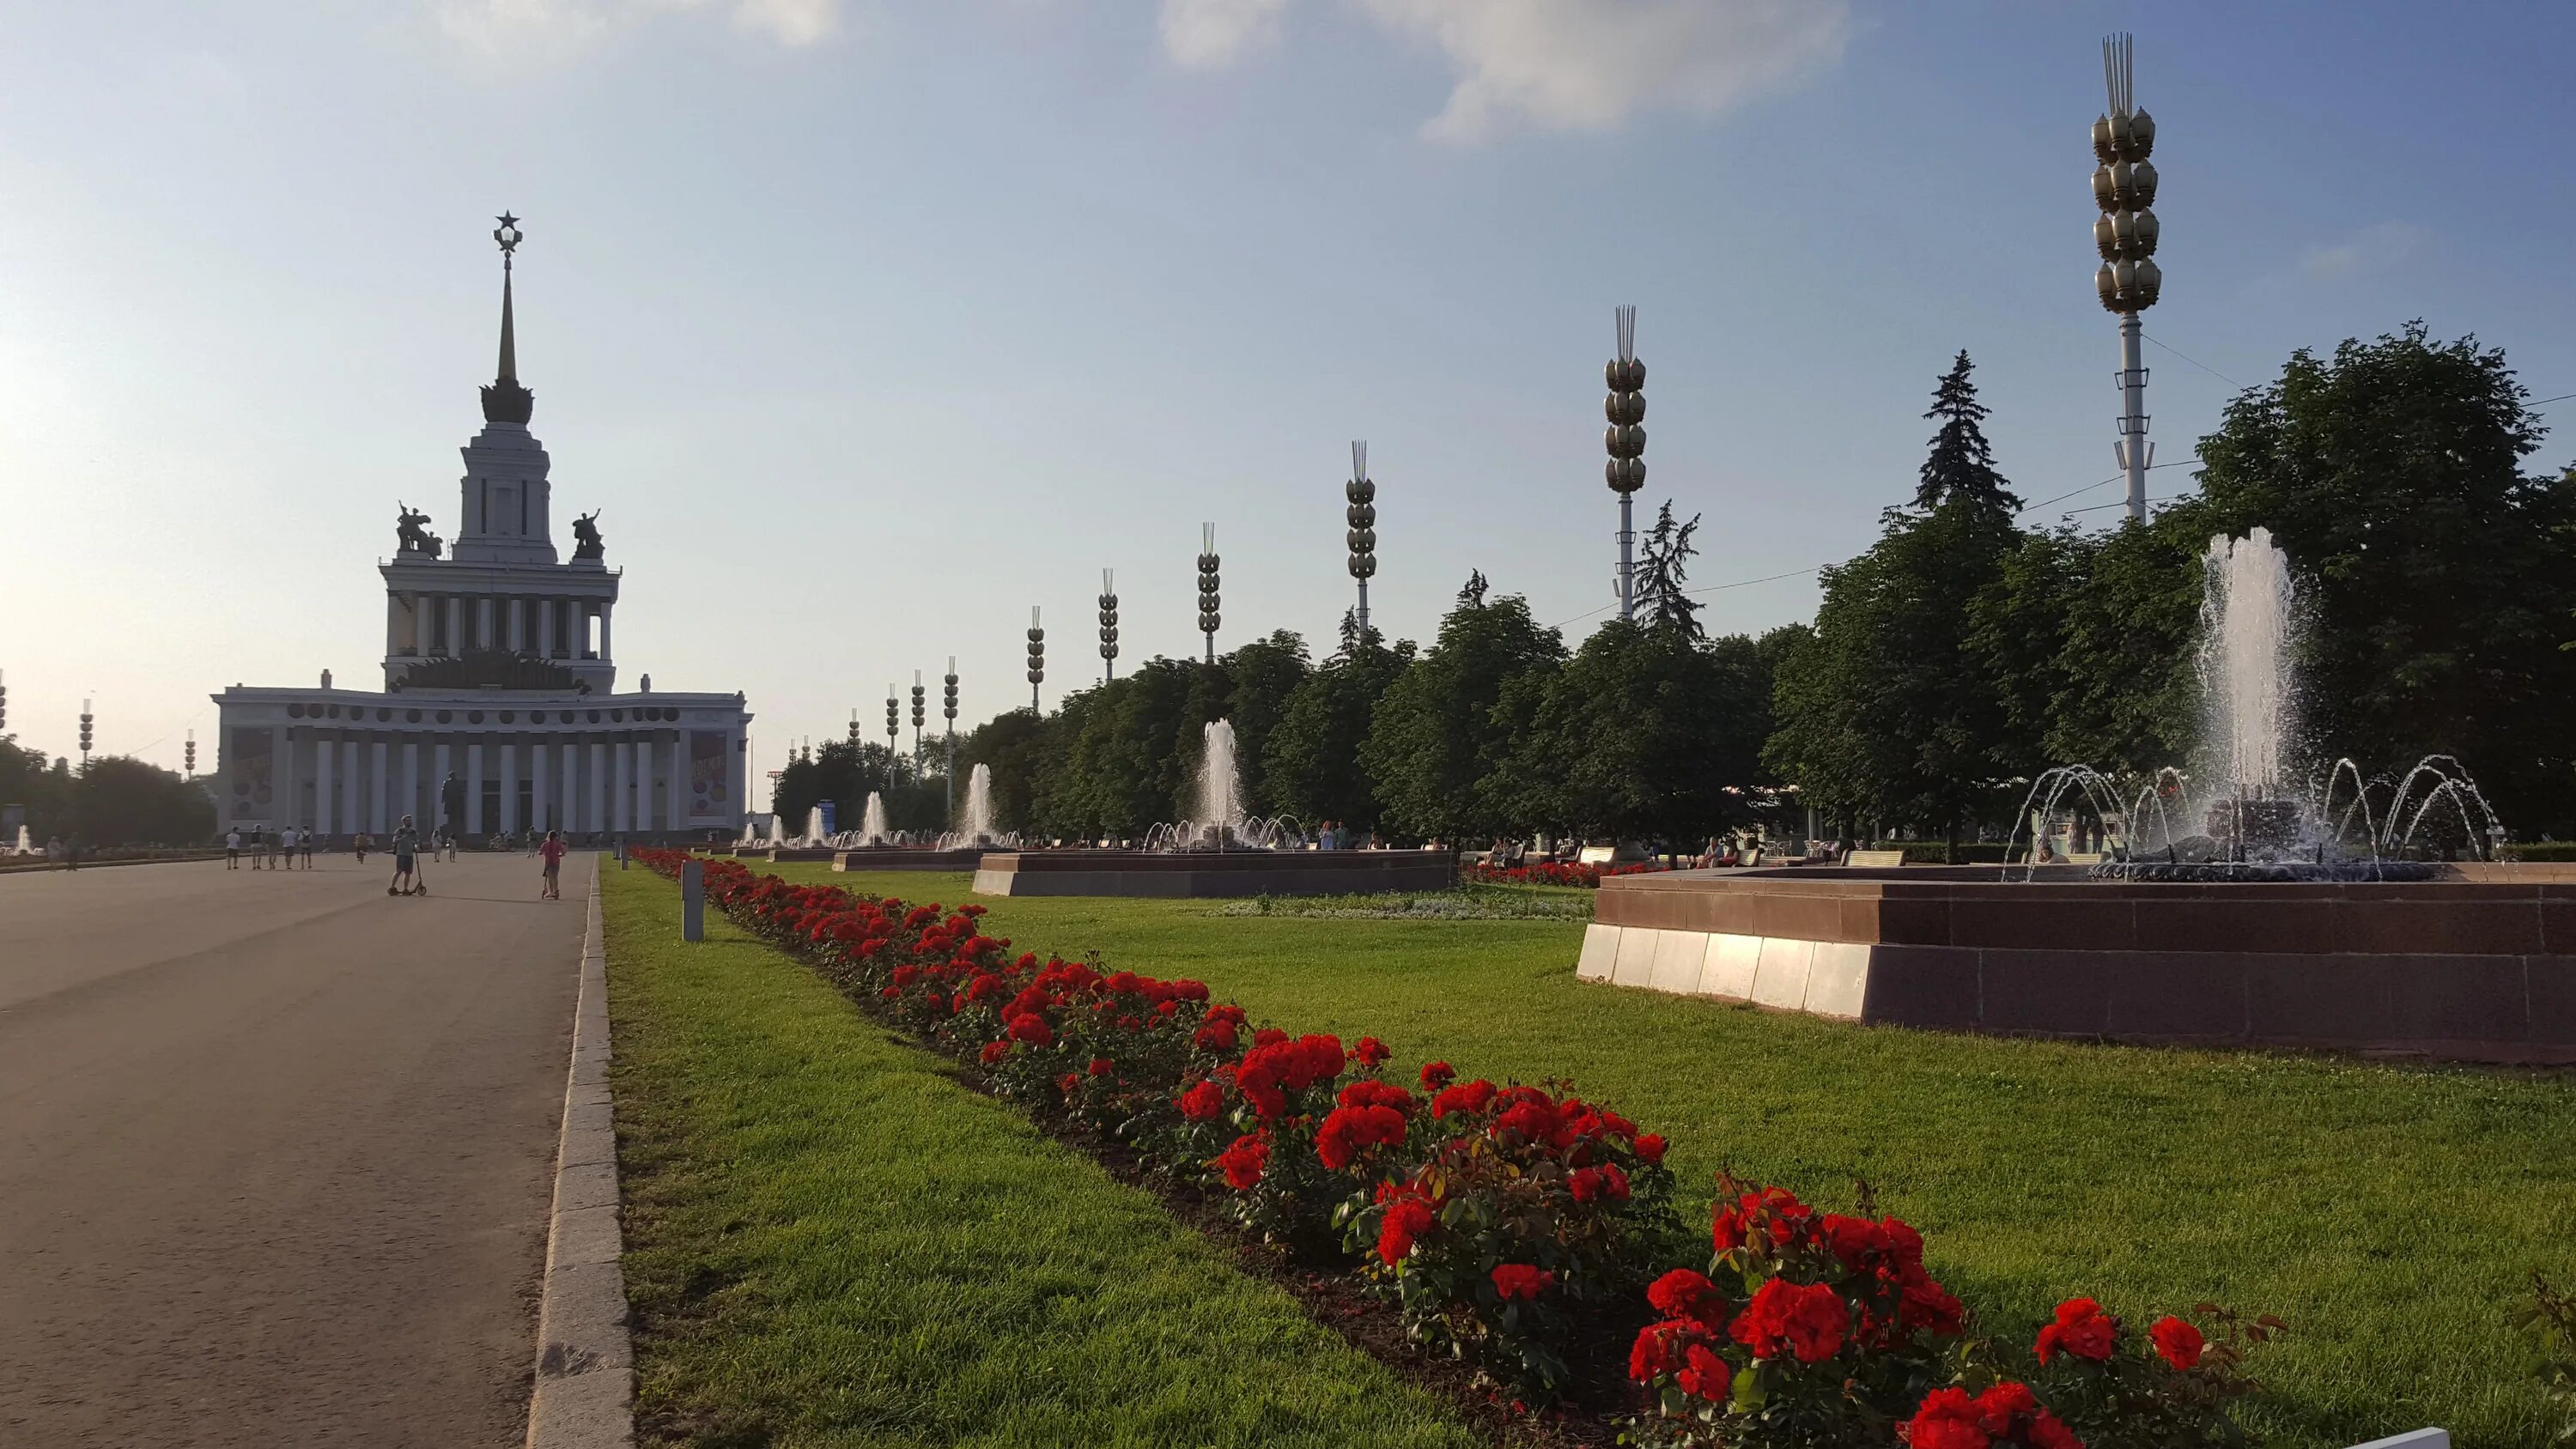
[
  {"left": 777, "top": 324, "right": 2576, "bottom": 849},
  {"left": 0, "top": 742, "right": 218, "bottom": 846}
]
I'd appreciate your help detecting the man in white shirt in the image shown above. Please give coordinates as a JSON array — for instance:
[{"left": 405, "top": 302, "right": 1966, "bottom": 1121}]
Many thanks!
[{"left": 225, "top": 828, "right": 242, "bottom": 869}]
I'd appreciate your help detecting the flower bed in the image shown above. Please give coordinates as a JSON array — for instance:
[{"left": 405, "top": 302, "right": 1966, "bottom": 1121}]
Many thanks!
[
  {"left": 1463, "top": 860, "right": 1672, "bottom": 888},
  {"left": 640, "top": 848, "right": 2265, "bottom": 1447}
]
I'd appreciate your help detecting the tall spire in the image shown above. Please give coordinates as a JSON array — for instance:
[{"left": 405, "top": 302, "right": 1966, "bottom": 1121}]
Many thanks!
[{"left": 480, "top": 213, "right": 534, "bottom": 426}]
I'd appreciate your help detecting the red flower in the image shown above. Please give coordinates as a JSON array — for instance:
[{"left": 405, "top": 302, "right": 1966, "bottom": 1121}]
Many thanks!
[
  {"left": 1213, "top": 1133, "right": 1269, "bottom": 1190},
  {"left": 977, "top": 1040, "right": 1009, "bottom": 1064},
  {"left": 1728, "top": 1277, "right": 1850, "bottom": 1364},
  {"left": 1335, "top": 1079, "right": 1415, "bottom": 1113},
  {"left": 1431, "top": 1079, "right": 1496, "bottom": 1119},
  {"left": 1193, "top": 1019, "right": 1239, "bottom": 1052},
  {"left": 1377, "top": 1195, "right": 1437, "bottom": 1264},
  {"left": 1176, "top": 1080, "right": 1224, "bottom": 1121},
  {"left": 2035, "top": 1298, "right": 2117, "bottom": 1365},
  {"left": 1634, "top": 1132, "right": 1667, "bottom": 1164},
  {"left": 1086, "top": 1057, "right": 1114, "bottom": 1077},
  {"left": 1675, "top": 1343, "right": 1731, "bottom": 1401},
  {"left": 1646, "top": 1269, "right": 1726, "bottom": 1329},
  {"left": 1315, "top": 1103, "right": 1407, "bottom": 1170},
  {"left": 1419, "top": 1060, "right": 1455, "bottom": 1090},
  {"left": 1905, "top": 1383, "right": 2083, "bottom": 1449},
  {"left": 2148, "top": 1315, "right": 2204, "bottom": 1371},
  {"left": 1629, "top": 1319, "right": 1692, "bottom": 1381},
  {"left": 1006, "top": 1014, "right": 1054, "bottom": 1046},
  {"left": 1351, "top": 1036, "right": 1390, "bottom": 1067},
  {"left": 1491, "top": 1264, "right": 1553, "bottom": 1301}
]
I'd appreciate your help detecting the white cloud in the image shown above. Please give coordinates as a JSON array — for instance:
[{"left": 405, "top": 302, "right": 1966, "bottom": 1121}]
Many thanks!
[
  {"left": 2300, "top": 221, "right": 2427, "bottom": 280},
  {"left": 1355, "top": 0, "right": 1850, "bottom": 142},
  {"left": 1159, "top": 0, "right": 1294, "bottom": 70},
  {"left": 434, "top": 0, "right": 845, "bottom": 59}
]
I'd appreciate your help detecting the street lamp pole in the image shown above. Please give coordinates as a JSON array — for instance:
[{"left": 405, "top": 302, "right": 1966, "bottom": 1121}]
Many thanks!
[
  {"left": 1603, "top": 306, "right": 1647, "bottom": 618},
  {"left": 2092, "top": 33, "right": 2164, "bottom": 524}
]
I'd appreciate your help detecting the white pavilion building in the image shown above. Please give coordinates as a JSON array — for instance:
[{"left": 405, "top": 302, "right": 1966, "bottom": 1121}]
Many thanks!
[{"left": 212, "top": 216, "right": 753, "bottom": 843}]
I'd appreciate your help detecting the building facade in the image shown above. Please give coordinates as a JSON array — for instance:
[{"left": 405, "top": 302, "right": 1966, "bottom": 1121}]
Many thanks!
[{"left": 212, "top": 218, "right": 752, "bottom": 842}]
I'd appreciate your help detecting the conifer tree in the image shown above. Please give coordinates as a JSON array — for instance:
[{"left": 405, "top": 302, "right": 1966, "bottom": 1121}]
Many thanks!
[{"left": 1917, "top": 350, "right": 2020, "bottom": 513}]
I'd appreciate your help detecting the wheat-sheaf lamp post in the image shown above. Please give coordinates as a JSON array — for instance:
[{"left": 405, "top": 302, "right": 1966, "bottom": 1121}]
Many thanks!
[
  {"left": 1026, "top": 608, "right": 1046, "bottom": 712},
  {"left": 1098, "top": 570, "right": 1121, "bottom": 682},
  {"left": 942, "top": 658, "right": 959, "bottom": 819},
  {"left": 2093, "top": 32, "right": 2164, "bottom": 524},
  {"left": 1346, "top": 442, "right": 1376, "bottom": 636},
  {"left": 1197, "top": 525, "right": 1222, "bottom": 664},
  {"left": 1604, "top": 306, "right": 1647, "bottom": 619},
  {"left": 884, "top": 688, "right": 900, "bottom": 785}
]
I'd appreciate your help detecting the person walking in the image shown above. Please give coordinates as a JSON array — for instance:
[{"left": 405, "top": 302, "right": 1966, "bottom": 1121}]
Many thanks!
[
  {"left": 538, "top": 828, "right": 567, "bottom": 900},
  {"left": 354, "top": 829, "right": 371, "bottom": 863},
  {"left": 300, "top": 825, "right": 317, "bottom": 869},
  {"left": 225, "top": 828, "right": 242, "bottom": 870},
  {"left": 388, "top": 815, "right": 421, "bottom": 895},
  {"left": 65, "top": 833, "right": 84, "bottom": 870}
]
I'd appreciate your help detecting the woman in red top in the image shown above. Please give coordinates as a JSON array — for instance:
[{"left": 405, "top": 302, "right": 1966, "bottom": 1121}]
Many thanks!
[{"left": 538, "top": 829, "right": 568, "bottom": 900}]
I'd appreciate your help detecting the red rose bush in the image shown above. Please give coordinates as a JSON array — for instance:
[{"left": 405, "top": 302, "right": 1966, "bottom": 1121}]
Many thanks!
[{"left": 641, "top": 851, "right": 2268, "bottom": 1440}]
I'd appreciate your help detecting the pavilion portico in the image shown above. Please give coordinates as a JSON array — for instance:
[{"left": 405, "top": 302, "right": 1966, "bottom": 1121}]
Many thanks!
[{"left": 210, "top": 215, "right": 751, "bottom": 841}]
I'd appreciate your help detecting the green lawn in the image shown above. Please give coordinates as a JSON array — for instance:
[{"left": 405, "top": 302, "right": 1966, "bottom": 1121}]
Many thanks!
[
  {"left": 599, "top": 867, "right": 1479, "bottom": 1449},
  {"left": 775, "top": 864, "right": 2576, "bottom": 1449}
]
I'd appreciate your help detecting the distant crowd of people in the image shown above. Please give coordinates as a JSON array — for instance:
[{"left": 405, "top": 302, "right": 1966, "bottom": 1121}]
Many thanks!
[{"left": 216, "top": 819, "right": 572, "bottom": 901}]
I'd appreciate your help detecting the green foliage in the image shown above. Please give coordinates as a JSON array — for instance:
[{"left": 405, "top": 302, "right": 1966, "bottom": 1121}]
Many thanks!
[
  {"left": 1766, "top": 500, "right": 2022, "bottom": 843},
  {"left": 1360, "top": 579, "right": 1564, "bottom": 843},
  {"left": 1263, "top": 629, "right": 1413, "bottom": 834},
  {"left": 770, "top": 737, "right": 945, "bottom": 834},
  {"left": 1637, "top": 500, "right": 1707, "bottom": 640},
  {"left": 2187, "top": 322, "right": 2576, "bottom": 826},
  {"left": 0, "top": 740, "right": 212, "bottom": 845},
  {"left": 1917, "top": 350, "right": 2020, "bottom": 514}
]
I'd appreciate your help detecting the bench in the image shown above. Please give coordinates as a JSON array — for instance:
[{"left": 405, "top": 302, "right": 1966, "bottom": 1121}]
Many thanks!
[{"left": 1845, "top": 849, "right": 1908, "bottom": 868}]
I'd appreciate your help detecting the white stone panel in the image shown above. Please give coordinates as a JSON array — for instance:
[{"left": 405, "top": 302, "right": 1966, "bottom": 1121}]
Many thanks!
[
  {"left": 1576, "top": 924, "right": 1621, "bottom": 981},
  {"left": 1750, "top": 937, "right": 1816, "bottom": 1010},
  {"left": 1649, "top": 929, "right": 1711, "bottom": 994},
  {"left": 1804, "top": 942, "right": 1872, "bottom": 1020},
  {"left": 1610, "top": 927, "right": 1663, "bottom": 987},
  {"left": 1701, "top": 933, "right": 1764, "bottom": 1000}
]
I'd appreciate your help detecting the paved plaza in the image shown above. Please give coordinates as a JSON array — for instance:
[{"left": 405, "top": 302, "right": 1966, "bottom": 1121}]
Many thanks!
[{"left": 0, "top": 852, "right": 589, "bottom": 1447}]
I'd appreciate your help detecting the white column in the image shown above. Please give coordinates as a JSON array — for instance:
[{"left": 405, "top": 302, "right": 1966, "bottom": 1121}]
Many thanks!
[
  {"left": 466, "top": 741, "right": 485, "bottom": 834},
  {"left": 635, "top": 736, "right": 656, "bottom": 834},
  {"left": 599, "top": 602, "right": 613, "bottom": 663},
  {"left": 477, "top": 597, "right": 495, "bottom": 651},
  {"left": 445, "top": 597, "right": 463, "bottom": 656},
  {"left": 342, "top": 741, "right": 361, "bottom": 834},
  {"left": 386, "top": 599, "right": 400, "bottom": 660},
  {"left": 610, "top": 737, "right": 630, "bottom": 833},
  {"left": 587, "top": 741, "right": 608, "bottom": 834},
  {"left": 539, "top": 600, "right": 557, "bottom": 658},
  {"left": 667, "top": 731, "right": 687, "bottom": 832},
  {"left": 314, "top": 738, "right": 335, "bottom": 838},
  {"left": 372, "top": 739, "right": 391, "bottom": 831},
  {"left": 499, "top": 739, "right": 519, "bottom": 834},
  {"left": 562, "top": 739, "right": 580, "bottom": 833},
  {"left": 432, "top": 742, "right": 452, "bottom": 834},
  {"left": 507, "top": 598, "right": 526, "bottom": 653},
  {"left": 401, "top": 741, "right": 421, "bottom": 830},
  {"left": 274, "top": 725, "right": 295, "bottom": 829},
  {"left": 531, "top": 739, "right": 550, "bottom": 834}
]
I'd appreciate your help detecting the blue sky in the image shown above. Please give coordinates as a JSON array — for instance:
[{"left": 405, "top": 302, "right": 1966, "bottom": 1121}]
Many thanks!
[{"left": 3, "top": 0, "right": 2572, "bottom": 790}]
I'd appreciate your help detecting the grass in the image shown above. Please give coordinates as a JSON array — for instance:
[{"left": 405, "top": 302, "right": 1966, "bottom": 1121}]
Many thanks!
[
  {"left": 776, "top": 864, "right": 2576, "bottom": 1449},
  {"left": 599, "top": 866, "right": 1480, "bottom": 1449}
]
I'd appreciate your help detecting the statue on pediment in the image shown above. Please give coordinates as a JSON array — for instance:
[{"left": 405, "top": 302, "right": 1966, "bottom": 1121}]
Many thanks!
[{"left": 397, "top": 502, "right": 444, "bottom": 558}]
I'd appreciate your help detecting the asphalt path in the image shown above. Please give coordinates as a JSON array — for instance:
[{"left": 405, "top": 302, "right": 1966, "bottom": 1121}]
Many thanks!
[{"left": 0, "top": 849, "right": 590, "bottom": 1447}]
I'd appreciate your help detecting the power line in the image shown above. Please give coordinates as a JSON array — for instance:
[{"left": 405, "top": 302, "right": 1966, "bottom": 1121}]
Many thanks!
[{"left": 2140, "top": 332, "right": 2245, "bottom": 389}]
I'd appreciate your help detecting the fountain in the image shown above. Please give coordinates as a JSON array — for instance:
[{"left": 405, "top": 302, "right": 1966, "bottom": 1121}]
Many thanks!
[
  {"left": 7, "top": 824, "right": 32, "bottom": 856},
  {"left": 975, "top": 718, "right": 1451, "bottom": 898},
  {"left": 1577, "top": 529, "right": 2573, "bottom": 1063},
  {"left": 861, "top": 792, "right": 889, "bottom": 845},
  {"left": 828, "top": 776, "right": 1018, "bottom": 872}
]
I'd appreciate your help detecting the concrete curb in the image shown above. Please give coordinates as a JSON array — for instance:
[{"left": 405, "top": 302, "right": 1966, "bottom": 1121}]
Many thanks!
[{"left": 526, "top": 861, "right": 635, "bottom": 1449}]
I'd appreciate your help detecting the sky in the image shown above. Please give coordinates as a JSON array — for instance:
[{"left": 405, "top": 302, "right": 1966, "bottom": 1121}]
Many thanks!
[{"left": 3, "top": 0, "right": 2573, "bottom": 792}]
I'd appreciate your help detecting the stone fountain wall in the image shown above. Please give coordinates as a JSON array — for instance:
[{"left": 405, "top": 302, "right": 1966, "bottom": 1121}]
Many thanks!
[{"left": 1579, "top": 866, "right": 2576, "bottom": 1064}]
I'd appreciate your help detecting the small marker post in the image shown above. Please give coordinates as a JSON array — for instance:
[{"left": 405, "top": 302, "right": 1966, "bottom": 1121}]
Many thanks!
[{"left": 681, "top": 858, "right": 704, "bottom": 941}]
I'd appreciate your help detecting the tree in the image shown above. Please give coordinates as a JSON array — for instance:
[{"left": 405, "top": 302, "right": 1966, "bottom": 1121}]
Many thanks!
[
  {"left": 1917, "top": 350, "right": 2020, "bottom": 514},
  {"left": 2183, "top": 322, "right": 2576, "bottom": 827},
  {"left": 1218, "top": 630, "right": 1311, "bottom": 815},
  {"left": 1635, "top": 500, "right": 1705, "bottom": 640},
  {"left": 1362, "top": 577, "right": 1564, "bottom": 844},
  {"left": 68, "top": 755, "right": 216, "bottom": 844},
  {"left": 1264, "top": 627, "right": 1412, "bottom": 835},
  {"left": 959, "top": 707, "right": 1052, "bottom": 837},
  {"left": 1766, "top": 500, "right": 2022, "bottom": 854}
]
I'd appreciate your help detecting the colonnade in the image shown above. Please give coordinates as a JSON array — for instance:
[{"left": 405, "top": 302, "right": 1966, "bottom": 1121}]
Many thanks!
[
  {"left": 256, "top": 723, "right": 724, "bottom": 840},
  {"left": 387, "top": 592, "right": 611, "bottom": 661}
]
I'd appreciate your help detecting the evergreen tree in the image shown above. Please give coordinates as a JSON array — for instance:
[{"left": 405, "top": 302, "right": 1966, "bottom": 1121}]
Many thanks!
[
  {"left": 1917, "top": 350, "right": 2020, "bottom": 514},
  {"left": 1635, "top": 500, "right": 1705, "bottom": 639}
]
